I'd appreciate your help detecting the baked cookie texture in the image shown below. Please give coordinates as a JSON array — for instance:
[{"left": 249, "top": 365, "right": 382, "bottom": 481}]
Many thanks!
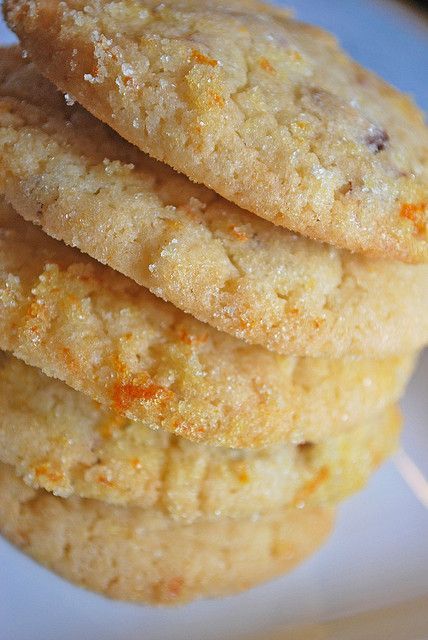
[
  {"left": 0, "top": 51, "right": 427, "bottom": 358},
  {"left": 0, "top": 202, "right": 415, "bottom": 448},
  {"left": 0, "top": 463, "right": 334, "bottom": 604},
  {"left": 0, "top": 353, "right": 401, "bottom": 520},
  {"left": 4, "top": 0, "right": 427, "bottom": 262}
]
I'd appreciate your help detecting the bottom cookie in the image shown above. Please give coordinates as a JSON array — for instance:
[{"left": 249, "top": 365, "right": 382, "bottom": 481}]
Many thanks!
[{"left": 0, "top": 463, "right": 333, "bottom": 605}]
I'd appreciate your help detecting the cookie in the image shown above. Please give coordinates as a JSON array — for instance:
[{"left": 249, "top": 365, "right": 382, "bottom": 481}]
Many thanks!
[
  {"left": 0, "top": 51, "right": 427, "bottom": 358},
  {"left": 5, "top": 1, "right": 427, "bottom": 262},
  {"left": 0, "top": 463, "right": 334, "bottom": 604},
  {"left": 0, "top": 352, "right": 401, "bottom": 519},
  {"left": 0, "top": 202, "right": 415, "bottom": 448}
]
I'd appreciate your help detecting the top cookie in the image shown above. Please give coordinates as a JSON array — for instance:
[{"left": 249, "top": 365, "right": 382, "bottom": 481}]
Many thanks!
[{"left": 5, "top": 0, "right": 428, "bottom": 262}]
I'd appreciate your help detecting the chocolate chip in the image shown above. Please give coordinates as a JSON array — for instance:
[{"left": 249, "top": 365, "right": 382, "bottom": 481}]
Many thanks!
[
  {"left": 365, "top": 127, "right": 389, "bottom": 153},
  {"left": 297, "top": 442, "right": 314, "bottom": 452},
  {"left": 338, "top": 180, "right": 353, "bottom": 195}
]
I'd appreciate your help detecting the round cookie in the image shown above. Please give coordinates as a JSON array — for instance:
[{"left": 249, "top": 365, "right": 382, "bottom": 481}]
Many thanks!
[
  {"left": 0, "top": 50, "right": 428, "bottom": 358},
  {"left": 0, "top": 463, "right": 334, "bottom": 604},
  {"left": 4, "top": 1, "right": 427, "bottom": 262},
  {"left": 0, "top": 203, "right": 415, "bottom": 448},
  {"left": 0, "top": 353, "right": 401, "bottom": 520}
]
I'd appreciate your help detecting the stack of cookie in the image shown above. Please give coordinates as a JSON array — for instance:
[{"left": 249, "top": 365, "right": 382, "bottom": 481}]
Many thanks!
[{"left": 0, "top": 0, "right": 426, "bottom": 605}]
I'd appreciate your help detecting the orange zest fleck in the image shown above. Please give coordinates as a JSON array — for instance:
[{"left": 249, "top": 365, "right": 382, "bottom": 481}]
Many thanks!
[
  {"left": 170, "top": 418, "right": 182, "bottom": 431},
  {"left": 112, "top": 375, "right": 174, "bottom": 411},
  {"left": 312, "top": 318, "right": 325, "bottom": 329},
  {"left": 191, "top": 49, "right": 218, "bottom": 67},
  {"left": 177, "top": 327, "right": 208, "bottom": 345},
  {"left": 294, "top": 466, "right": 329, "bottom": 505},
  {"left": 131, "top": 457, "right": 142, "bottom": 470},
  {"left": 166, "top": 576, "right": 184, "bottom": 598},
  {"left": 61, "top": 347, "right": 78, "bottom": 373},
  {"left": 211, "top": 91, "right": 225, "bottom": 107},
  {"left": 228, "top": 225, "right": 248, "bottom": 242},
  {"left": 238, "top": 470, "right": 249, "bottom": 484},
  {"left": 399, "top": 202, "right": 427, "bottom": 236},
  {"left": 259, "top": 57, "right": 276, "bottom": 74},
  {"left": 97, "top": 474, "right": 114, "bottom": 487},
  {"left": 34, "top": 464, "right": 64, "bottom": 483}
]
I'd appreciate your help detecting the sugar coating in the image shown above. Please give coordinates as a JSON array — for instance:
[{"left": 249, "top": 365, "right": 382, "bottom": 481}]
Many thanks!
[
  {"left": 0, "top": 353, "right": 400, "bottom": 519},
  {"left": 0, "top": 203, "right": 415, "bottom": 448},
  {"left": 4, "top": 0, "right": 428, "bottom": 261},
  {"left": 0, "top": 50, "right": 427, "bottom": 358},
  {"left": 0, "top": 463, "right": 333, "bottom": 604}
]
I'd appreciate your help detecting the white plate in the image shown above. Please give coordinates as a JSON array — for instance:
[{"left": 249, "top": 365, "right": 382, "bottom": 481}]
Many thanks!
[{"left": 0, "top": 1, "right": 427, "bottom": 638}]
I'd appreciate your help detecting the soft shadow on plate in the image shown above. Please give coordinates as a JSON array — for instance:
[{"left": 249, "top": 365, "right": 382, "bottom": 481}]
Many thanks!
[{"left": 243, "top": 595, "right": 428, "bottom": 640}]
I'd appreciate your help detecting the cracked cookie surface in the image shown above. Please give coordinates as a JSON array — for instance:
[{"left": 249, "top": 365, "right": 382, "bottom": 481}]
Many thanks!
[
  {"left": 4, "top": 0, "right": 428, "bottom": 261},
  {"left": 0, "top": 202, "right": 415, "bottom": 448},
  {"left": 0, "top": 353, "right": 400, "bottom": 519},
  {"left": 0, "top": 49, "right": 427, "bottom": 358}
]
